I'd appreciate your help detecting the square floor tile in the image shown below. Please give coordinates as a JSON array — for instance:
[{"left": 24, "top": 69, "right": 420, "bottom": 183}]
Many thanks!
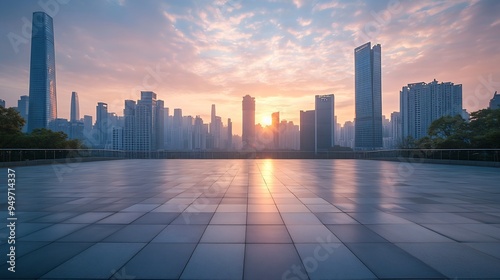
[
  {"left": 181, "top": 244, "right": 244, "bottom": 279},
  {"left": 152, "top": 225, "right": 206, "bottom": 243},
  {"left": 246, "top": 225, "right": 292, "bottom": 243},
  {"left": 200, "top": 225, "right": 246, "bottom": 243}
]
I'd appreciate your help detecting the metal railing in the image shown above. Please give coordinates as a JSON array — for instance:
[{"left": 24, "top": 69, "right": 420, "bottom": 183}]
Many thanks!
[{"left": 1, "top": 149, "right": 499, "bottom": 162}]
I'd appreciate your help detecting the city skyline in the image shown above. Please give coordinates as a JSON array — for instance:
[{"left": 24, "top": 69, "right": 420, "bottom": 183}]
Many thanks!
[{"left": 1, "top": 1, "right": 500, "bottom": 134}]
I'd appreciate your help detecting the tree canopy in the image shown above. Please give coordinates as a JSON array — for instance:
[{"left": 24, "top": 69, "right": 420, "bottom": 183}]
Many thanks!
[
  {"left": 403, "top": 108, "right": 500, "bottom": 149},
  {"left": 0, "top": 107, "right": 83, "bottom": 149}
]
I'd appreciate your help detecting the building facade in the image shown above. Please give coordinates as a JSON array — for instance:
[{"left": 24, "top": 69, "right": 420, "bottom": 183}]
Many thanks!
[
  {"left": 300, "top": 110, "right": 315, "bottom": 151},
  {"left": 400, "top": 80, "right": 463, "bottom": 140},
  {"left": 315, "top": 94, "right": 335, "bottom": 152},
  {"left": 242, "top": 95, "right": 255, "bottom": 149},
  {"left": 28, "top": 12, "right": 58, "bottom": 132},
  {"left": 354, "top": 42, "right": 382, "bottom": 150}
]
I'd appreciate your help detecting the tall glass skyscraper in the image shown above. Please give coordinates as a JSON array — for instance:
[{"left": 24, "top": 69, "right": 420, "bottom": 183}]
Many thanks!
[
  {"left": 354, "top": 42, "right": 382, "bottom": 150},
  {"left": 28, "top": 12, "right": 57, "bottom": 132}
]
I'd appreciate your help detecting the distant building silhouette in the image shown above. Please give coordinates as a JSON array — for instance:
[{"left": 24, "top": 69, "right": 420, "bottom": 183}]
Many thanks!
[
  {"left": 172, "top": 108, "right": 183, "bottom": 150},
  {"left": 28, "top": 12, "right": 57, "bottom": 132},
  {"left": 354, "top": 42, "right": 382, "bottom": 150},
  {"left": 242, "top": 95, "right": 255, "bottom": 149},
  {"left": 300, "top": 110, "right": 315, "bottom": 151},
  {"left": 490, "top": 91, "right": 500, "bottom": 109},
  {"left": 227, "top": 118, "right": 233, "bottom": 150},
  {"left": 0, "top": 99, "right": 5, "bottom": 108},
  {"left": 279, "top": 120, "right": 300, "bottom": 150},
  {"left": 70, "top": 92, "right": 79, "bottom": 122},
  {"left": 315, "top": 94, "right": 335, "bottom": 152},
  {"left": 390, "top": 112, "right": 402, "bottom": 148},
  {"left": 95, "top": 102, "right": 108, "bottom": 148},
  {"left": 272, "top": 112, "right": 279, "bottom": 149},
  {"left": 400, "top": 79, "right": 462, "bottom": 140},
  {"left": 17, "top": 95, "right": 29, "bottom": 133},
  {"left": 339, "top": 121, "right": 355, "bottom": 148}
]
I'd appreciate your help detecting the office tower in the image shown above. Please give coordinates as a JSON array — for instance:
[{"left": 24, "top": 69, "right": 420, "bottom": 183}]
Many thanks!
[
  {"left": 227, "top": 118, "right": 233, "bottom": 150},
  {"left": 172, "top": 108, "right": 183, "bottom": 150},
  {"left": 123, "top": 100, "right": 136, "bottom": 151},
  {"left": 135, "top": 91, "right": 157, "bottom": 151},
  {"left": 272, "top": 112, "right": 279, "bottom": 149},
  {"left": 164, "top": 107, "right": 170, "bottom": 149},
  {"left": 16, "top": 95, "right": 29, "bottom": 132},
  {"left": 0, "top": 99, "right": 5, "bottom": 108},
  {"left": 156, "top": 100, "right": 165, "bottom": 150},
  {"left": 193, "top": 116, "right": 206, "bottom": 150},
  {"left": 400, "top": 80, "right": 462, "bottom": 140},
  {"left": 490, "top": 91, "right": 500, "bottom": 109},
  {"left": 390, "top": 112, "right": 402, "bottom": 148},
  {"left": 95, "top": 102, "right": 108, "bottom": 147},
  {"left": 300, "top": 110, "right": 315, "bottom": 151},
  {"left": 70, "top": 92, "right": 79, "bottom": 122},
  {"left": 28, "top": 12, "right": 57, "bottom": 132},
  {"left": 242, "top": 95, "right": 255, "bottom": 149},
  {"left": 315, "top": 94, "right": 335, "bottom": 152},
  {"left": 354, "top": 42, "right": 382, "bottom": 150}
]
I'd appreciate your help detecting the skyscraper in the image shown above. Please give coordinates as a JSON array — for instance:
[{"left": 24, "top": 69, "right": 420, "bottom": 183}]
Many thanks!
[
  {"left": 315, "top": 94, "right": 335, "bottom": 152},
  {"left": 300, "top": 110, "right": 315, "bottom": 151},
  {"left": 172, "top": 108, "right": 183, "bottom": 150},
  {"left": 123, "top": 100, "right": 136, "bottom": 151},
  {"left": 0, "top": 99, "right": 5, "bottom": 108},
  {"left": 272, "top": 112, "right": 279, "bottom": 149},
  {"left": 400, "top": 80, "right": 462, "bottom": 140},
  {"left": 227, "top": 118, "right": 233, "bottom": 150},
  {"left": 242, "top": 95, "right": 255, "bottom": 149},
  {"left": 28, "top": 12, "right": 57, "bottom": 132},
  {"left": 156, "top": 100, "right": 165, "bottom": 150},
  {"left": 95, "top": 102, "right": 108, "bottom": 147},
  {"left": 354, "top": 42, "right": 382, "bottom": 150},
  {"left": 135, "top": 91, "right": 157, "bottom": 151},
  {"left": 70, "top": 91, "right": 79, "bottom": 122}
]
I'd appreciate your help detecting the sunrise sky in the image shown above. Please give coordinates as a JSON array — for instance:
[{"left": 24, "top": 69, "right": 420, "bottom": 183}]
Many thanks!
[{"left": 1, "top": 0, "right": 499, "bottom": 134}]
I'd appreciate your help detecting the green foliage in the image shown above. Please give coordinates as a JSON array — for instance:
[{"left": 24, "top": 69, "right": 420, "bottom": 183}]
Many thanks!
[
  {"left": 415, "top": 109, "right": 500, "bottom": 149},
  {"left": 0, "top": 107, "right": 25, "bottom": 134},
  {"left": 0, "top": 107, "right": 84, "bottom": 149}
]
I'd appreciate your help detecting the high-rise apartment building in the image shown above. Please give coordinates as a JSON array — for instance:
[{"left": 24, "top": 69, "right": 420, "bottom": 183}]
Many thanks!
[
  {"left": 354, "top": 42, "right": 382, "bottom": 150},
  {"left": 390, "top": 111, "right": 402, "bottom": 148},
  {"left": 400, "top": 79, "right": 462, "bottom": 140},
  {"left": 242, "top": 95, "right": 255, "bottom": 149},
  {"left": 28, "top": 12, "right": 57, "bottom": 132},
  {"left": 315, "top": 94, "right": 335, "bottom": 152}
]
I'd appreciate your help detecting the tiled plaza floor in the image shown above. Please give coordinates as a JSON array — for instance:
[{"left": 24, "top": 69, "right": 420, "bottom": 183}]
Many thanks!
[{"left": 1, "top": 159, "right": 500, "bottom": 279}]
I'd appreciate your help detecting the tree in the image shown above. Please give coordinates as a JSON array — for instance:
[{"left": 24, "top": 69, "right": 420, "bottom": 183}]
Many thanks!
[
  {"left": 468, "top": 109, "right": 500, "bottom": 148},
  {"left": 426, "top": 115, "right": 470, "bottom": 149},
  {"left": 0, "top": 107, "right": 25, "bottom": 134}
]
